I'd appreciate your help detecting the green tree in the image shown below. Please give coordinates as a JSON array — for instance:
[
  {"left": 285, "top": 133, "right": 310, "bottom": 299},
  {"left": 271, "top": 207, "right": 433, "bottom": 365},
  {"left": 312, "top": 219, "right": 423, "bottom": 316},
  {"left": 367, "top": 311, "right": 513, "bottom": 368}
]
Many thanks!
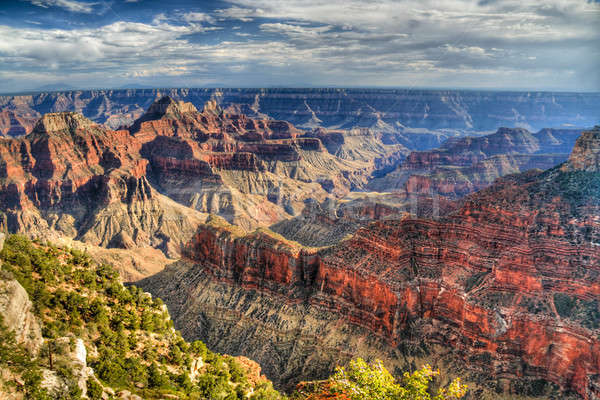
[
  {"left": 148, "top": 362, "right": 168, "bottom": 388},
  {"left": 250, "top": 382, "right": 281, "bottom": 400},
  {"left": 141, "top": 310, "right": 155, "bottom": 332},
  {"left": 330, "top": 358, "right": 467, "bottom": 400},
  {"left": 87, "top": 378, "right": 103, "bottom": 400}
]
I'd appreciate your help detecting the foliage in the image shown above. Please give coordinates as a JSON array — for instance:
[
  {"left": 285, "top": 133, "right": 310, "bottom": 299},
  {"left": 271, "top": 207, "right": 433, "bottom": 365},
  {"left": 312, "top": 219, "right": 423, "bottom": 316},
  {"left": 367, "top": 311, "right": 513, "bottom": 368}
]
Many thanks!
[
  {"left": 1, "top": 235, "right": 470, "bottom": 400},
  {"left": 251, "top": 382, "right": 283, "bottom": 400},
  {"left": 0, "top": 235, "right": 283, "bottom": 400},
  {"left": 329, "top": 358, "right": 467, "bottom": 400},
  {"left": 554, "top": 293, "right": 600, "bottom": 329}
]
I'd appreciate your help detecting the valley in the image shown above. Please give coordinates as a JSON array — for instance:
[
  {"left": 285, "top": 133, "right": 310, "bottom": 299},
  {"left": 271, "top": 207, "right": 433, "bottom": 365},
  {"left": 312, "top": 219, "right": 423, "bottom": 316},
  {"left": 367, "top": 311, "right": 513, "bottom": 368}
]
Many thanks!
[{"left": 0, "top": 89, "right": 598, "bottom": 399}]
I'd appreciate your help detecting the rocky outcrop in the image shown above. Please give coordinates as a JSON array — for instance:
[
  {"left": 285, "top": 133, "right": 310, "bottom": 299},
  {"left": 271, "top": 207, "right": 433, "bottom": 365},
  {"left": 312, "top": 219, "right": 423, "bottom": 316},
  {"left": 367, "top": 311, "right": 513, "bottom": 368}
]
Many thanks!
[
  {"left": 0, "top": 279, "right": 43, "bottom": 355},
  {"left": 132, "top": 97, "right": 404, "bottom": 230},
  {"left": 0, "top": 111, "right": 208, "bottom": 261},
  {"left": 369, "top": 127, "right": 583, "bottom": 198},
  {"left": 0, "top": 110, "right": 37, "bottom": 137},
  {"left": 140, "top": 128, "right": 600, "bottom": 399},
  {"left": 0, "top": 97, "right": 410, "bottom": 272},
  {"left": 0, "top": 233, "right": 43, "bottom": 355},
  {"left": 1, "top": 89, "right": 598, "bottom": 136},
  {"left": 563, "top": 126, "right": 600, "bottom": 172},
  {"left": 269, "top": 192, "right": 457, "bottom": 247}
]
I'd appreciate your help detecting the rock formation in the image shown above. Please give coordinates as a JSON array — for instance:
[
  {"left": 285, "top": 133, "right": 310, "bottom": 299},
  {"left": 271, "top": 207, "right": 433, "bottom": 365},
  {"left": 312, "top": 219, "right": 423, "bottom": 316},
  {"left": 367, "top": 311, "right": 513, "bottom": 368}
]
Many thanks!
[
  {"left": 563, "top": 126, "right": 600, "bottom": 172},
  {"left": 0, "top": 110, "right": 208, "bottom": 265},
  {"left": 269, "top": 192, "right": 457, "bottom": 247},
  {"left": 0, "top": 96, "right": 406, "bottom": 274},
  {"left": 1, "top": 88, "right": 598, "bottom": 136},
  {"left": 0, "top": 233, "right": 43, "bottom": 355},
  {"left": 140, "top": 127, "right": 600, "bottom": 399},
  {"left": 130, "top": 96, "right": 404, "bottom": 230},
  {"left": 369, "top": 127, "right": 583, "bottom": 198},
  {"left": 0, "top": 110, "right": 37, "bottom": 137}
]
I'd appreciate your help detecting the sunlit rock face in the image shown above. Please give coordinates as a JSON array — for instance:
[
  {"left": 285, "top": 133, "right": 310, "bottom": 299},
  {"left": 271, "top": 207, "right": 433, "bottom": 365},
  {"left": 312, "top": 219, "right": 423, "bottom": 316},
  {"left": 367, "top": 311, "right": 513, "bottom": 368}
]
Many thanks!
[
  {"left": 0, "top": 109, "right": 207, "bottom": 266},
  {"left": 128, "top": 97, "right": 406, "bottom": 230},
  {"left": 563, "top": 126, "right": 600, "bottom": 172},
  {"left": 140, "top": 128, "right": 600, "bottom": 400},
  {"left": 0, "top": 96, "right": 406, "bottom": 269}
]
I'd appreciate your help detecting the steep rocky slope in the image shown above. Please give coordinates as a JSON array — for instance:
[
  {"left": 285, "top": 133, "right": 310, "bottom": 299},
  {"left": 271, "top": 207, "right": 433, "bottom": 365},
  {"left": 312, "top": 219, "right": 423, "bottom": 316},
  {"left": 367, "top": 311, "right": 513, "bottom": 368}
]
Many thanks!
[
  {"left": 2, "top": 88, "right": 598, "bottom": 136},
  {"left": 368, "top": 127, "right": 583, "bottom": 198},
  {"left": 140, "top": 127, "right": 600, "bottom": 400},
  {"left": 0, "top": 110, "right": 37, "bottom": 137},
  {"left": 270, "top": 192, "right": 457, "bottom": 247},
  {"left": 0, "top": 96, "right": 407, "bottom": 274},
  {"left": 0, "top": 234, "right": 285, "bottom": 399},
  {"left": 131, "top": 96, "right": 404, "bottom": 230},
  {"left": 0, "top": 111, "right": 208, "bottom": 265}
]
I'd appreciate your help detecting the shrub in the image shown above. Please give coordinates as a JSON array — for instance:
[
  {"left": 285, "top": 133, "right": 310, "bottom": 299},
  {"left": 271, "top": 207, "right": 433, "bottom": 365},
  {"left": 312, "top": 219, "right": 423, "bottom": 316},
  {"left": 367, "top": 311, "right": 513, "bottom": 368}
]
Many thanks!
[
  {"left": 87, "top": 378, "right": 104, "bottom": 400},
  {"left": 330, "top": 358, "right": 467, "bottom": 400}
]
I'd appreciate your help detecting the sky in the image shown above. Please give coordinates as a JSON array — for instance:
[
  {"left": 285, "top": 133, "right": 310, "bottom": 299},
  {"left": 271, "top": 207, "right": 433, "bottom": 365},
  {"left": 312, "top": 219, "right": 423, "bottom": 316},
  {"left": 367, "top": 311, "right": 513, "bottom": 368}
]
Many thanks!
[{"left": 0, "top": 0, "right": 599, "bottom": 92}]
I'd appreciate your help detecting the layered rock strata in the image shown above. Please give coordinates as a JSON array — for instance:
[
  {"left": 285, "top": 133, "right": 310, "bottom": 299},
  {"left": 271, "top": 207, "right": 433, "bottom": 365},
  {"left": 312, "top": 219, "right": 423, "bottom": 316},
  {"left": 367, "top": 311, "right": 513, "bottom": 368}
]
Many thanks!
[
  {"left": 1, "top": 88, "right": 598, "bottom": 136},
  {"left": 369, "top": 127, "right": 583, "bottom": 198},
  {"left": 141, "top": 127, "right": 600, "bottom": 399}
]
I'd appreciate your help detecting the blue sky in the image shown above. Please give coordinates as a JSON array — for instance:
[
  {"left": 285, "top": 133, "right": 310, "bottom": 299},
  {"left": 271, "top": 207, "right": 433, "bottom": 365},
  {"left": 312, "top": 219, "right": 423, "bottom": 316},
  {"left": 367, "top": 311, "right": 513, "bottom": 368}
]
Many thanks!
[{"left": 1, "top": 0, "right": 599, "bottom": 92}]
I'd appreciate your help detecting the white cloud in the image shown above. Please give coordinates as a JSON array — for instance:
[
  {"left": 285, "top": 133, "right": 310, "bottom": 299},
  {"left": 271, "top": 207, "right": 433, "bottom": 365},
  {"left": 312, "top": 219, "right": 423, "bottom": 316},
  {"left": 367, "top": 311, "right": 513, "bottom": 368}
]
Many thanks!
[
  {"left": 259, "top": 23, "right": 332, "bottom": 38},
  {"left": 2, "top": 0, "right": 600, "bottom": 91},
  {"left": 27, "top": 0, "right": 96, "bottom": 13},
  {"left": 182, "top": 12, "right": 216, "bottom": 24},
  {"left": 124, "top": 65, "right": 191, "bottom": 78},
  {"left": 443, "top": 45, "right": 491, "bottom": 57},
  {"left": 215, "top": 6, "right": 262, "bottom": 22},
  {"left": 0, "top": 20, "right": 205, "bottom": 66},
  {"left": 220, "top": 0, "right": 599, "bottom": 41}
]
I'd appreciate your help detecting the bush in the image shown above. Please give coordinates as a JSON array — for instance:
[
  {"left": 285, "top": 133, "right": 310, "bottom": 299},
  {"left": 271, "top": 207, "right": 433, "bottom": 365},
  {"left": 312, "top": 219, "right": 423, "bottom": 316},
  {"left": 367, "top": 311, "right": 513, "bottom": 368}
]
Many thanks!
[
  {"left": 0, "top": 235, "right": 285, "bottom": 399},
  {"left": 330, "top": 358, "right": 467, "bottom": 400},
  {"left": 250, "top": 382, "right": 281, "bottom": 400},
  {"left": 87, "top": 378, "right": 104, "bottom": 400}
]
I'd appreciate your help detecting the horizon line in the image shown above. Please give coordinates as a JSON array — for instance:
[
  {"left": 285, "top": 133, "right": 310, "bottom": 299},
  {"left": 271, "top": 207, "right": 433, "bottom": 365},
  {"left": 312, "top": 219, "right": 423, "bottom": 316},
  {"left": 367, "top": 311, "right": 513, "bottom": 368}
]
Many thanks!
[{"left": 2, "top": 86, "right": 600, "bottom": 96}]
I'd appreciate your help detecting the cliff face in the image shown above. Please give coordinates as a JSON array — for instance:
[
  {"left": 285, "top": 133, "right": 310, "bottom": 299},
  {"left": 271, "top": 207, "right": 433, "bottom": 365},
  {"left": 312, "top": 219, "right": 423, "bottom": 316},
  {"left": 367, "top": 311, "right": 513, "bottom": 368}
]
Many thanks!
[
  {"left": 0, "top": 97, "right": 408, "bottom": 272},
  {"left": 131, "top": 97, "right": 405, "bottom": 230},
  {"left": 0, "top": 110, "right": 208, "bottom": 264},
  {"left": 140, "top": 127, "right": 600, "bottom": 399},
  {"left": 563, "top": 126, "right": 600, "bottom": 172},
  {"left": 369, "top": 127, "right": 583, "bottom": 198},
  {"left": 269, "top": 192, "right": 457, "bottom": 247},
  {"left": 1, "top": 88, "right": 598, "bottom": 137},
  {"left": 0, "top": 110, "right": 37, "bottom": 137}
]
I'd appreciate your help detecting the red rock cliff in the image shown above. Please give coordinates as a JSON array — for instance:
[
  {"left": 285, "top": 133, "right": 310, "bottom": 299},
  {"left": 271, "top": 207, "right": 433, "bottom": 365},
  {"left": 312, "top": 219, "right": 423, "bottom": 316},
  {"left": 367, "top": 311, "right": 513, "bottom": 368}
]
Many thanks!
[{"left": 177, "top": 128, "right": 600, "bottom": 399}]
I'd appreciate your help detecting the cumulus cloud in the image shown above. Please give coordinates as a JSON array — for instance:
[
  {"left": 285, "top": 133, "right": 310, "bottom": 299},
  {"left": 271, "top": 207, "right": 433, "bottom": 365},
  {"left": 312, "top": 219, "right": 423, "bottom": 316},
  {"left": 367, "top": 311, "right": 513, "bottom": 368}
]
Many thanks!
[
  {"left": 215, "top": 6, "right": 262, "bottom": 22},
  {"left": 0, "top": 20, "right": 205, "bottom": 73},
  {"left": 212, "top": 0, "right": 600, "bottom": 90},
  {"left": 181, "top": 12, "right": 216, "bottom": 24}
]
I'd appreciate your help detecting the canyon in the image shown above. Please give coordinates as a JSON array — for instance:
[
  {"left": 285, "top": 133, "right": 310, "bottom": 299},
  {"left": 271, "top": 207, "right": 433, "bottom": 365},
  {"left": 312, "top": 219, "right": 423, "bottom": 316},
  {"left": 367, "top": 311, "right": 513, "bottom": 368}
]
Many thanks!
[
  {"left": 0, "top": 96, "right": 407, "bottom": 275},
  {"left": 0, "top": 91, "right": 598, "bottom": 399},
  {"left": 1, "top": 88, "right": 599, "bottom": 137},
  {"left": 140, "top": 127, "right": 600, "bottom": 399},
  {"left": 368, "top": 127, "right": 584, "bottom": 198}
]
